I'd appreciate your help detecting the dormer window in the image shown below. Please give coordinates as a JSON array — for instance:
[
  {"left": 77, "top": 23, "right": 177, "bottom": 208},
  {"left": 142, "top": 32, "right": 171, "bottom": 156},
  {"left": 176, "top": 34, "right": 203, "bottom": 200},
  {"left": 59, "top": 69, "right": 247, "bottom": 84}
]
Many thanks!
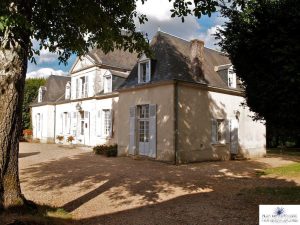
[
  {"left": 65, "top": 82, "right": 71, "bottom": 99},
  {"left": 138, "top": 60, "right": 151, "bottom": 83},
  {"left": 104, "top": 74, "right": 112, "bottom": 93},
  {"left": 228, "top": 66, "right": 236, "bottom": 88},
  {"left": 38, "top": 86, "right": 46, "bottom": 103}
]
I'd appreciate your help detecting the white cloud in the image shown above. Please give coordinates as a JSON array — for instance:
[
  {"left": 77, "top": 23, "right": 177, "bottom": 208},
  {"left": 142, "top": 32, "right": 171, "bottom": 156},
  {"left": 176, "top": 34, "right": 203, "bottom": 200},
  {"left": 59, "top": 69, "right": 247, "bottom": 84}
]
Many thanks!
[
  {"left": 199, "top": 25, "right": 222, "bottom": 49},
  {"left": 38, "top": 48, "right": 58, "bottom": 63},
  {"left": 26, "top": 68, "right": 67, "bottom": 79},
  {"left": 136, "top": 0, "right": 201, "bottom": 40}
]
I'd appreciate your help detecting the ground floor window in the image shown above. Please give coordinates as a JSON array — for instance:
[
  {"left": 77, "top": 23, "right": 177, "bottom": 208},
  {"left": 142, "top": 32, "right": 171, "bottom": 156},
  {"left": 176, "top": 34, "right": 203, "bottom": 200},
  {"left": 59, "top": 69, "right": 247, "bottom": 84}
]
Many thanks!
[
  {"left": 212, "top": 118, "right": 226, "bottom": 144},
  {"left": 103, "top": 109, "right": 111, "bottom": 137},
  {"left": 138, "top": 105, "right": 150, "bottom": 143}
]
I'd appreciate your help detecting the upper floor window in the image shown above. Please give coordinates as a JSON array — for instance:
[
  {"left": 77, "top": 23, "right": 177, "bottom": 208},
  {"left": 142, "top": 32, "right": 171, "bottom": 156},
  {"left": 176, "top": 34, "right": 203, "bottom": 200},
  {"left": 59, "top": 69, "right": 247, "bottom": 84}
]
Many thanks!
[
  {"left": 228, "top": 66, "right": 236, "bottom": 88},
  {"left": 76, "top": 76, "right": 88, "bottom": 99},
  {"left": 104, "top": 74, "right": 112, "bottom": 93},
  {"left": 138, "top": 60, "right": 151, "bottom": 83},
  {"left": 38, "top": 86, "right": 46, "bottom": 103},
  {"left": 65, "top": 82, "right": 71, "bottom": 99}
]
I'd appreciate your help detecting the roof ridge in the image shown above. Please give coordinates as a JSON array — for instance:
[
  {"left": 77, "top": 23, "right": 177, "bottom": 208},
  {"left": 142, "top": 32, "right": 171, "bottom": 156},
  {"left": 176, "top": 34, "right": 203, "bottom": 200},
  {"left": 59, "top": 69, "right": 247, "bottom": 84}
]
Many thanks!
[{"left": 157, "top": 31, "right": 190, "bottom": 43}]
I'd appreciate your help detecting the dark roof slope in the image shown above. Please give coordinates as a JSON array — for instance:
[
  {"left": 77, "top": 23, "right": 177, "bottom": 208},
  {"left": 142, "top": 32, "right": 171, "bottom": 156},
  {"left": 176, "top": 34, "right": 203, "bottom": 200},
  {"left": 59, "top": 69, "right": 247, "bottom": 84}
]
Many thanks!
[
  {"left": 87, "top": 48, "right": 139, "bottom": 70},
  {"left": 120, "top": 31, "right": 231, "bottom": 89},
  {"left": 31, "top": 75, "right": 70, "bottom": 106}
]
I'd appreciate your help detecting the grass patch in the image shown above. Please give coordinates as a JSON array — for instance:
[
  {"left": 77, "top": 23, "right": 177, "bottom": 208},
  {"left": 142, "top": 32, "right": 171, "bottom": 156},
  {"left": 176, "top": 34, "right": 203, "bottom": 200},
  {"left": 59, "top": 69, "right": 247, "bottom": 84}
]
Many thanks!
[
  {"left": 240, "top": 187, "right": 300, "bottom": 204},
  {"left": 257, "top": 163, "right": 300, "bottom": 177},
  {"left": 0, "top": 204, "right": 72, "bottom": 225}
]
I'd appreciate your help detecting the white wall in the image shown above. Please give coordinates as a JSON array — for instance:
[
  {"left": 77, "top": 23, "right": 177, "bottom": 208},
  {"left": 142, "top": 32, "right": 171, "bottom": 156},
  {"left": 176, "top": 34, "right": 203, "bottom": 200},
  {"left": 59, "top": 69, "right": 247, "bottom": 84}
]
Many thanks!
[
  {"left": 54, "top": 97, "right": 118, "bottom": 146},
  {"left": 209, "top": 91, "right": 266, "bottom": 157},
  {"left": 32, "top": 105, "right": 55, "bottom": 143}
]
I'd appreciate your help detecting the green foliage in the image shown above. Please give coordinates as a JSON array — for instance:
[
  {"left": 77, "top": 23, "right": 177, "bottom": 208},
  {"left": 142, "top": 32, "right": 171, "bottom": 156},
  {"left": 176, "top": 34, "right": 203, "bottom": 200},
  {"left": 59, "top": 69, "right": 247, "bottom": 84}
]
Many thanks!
[
  {"left": 56, "top": 135, "right": 64, "bottom": 142},
  {"left": 66, "top": 136, "right": 74, "bottom": 143},
  {"left": 93, "top": 144, "right": 118, "bottom": 157},
  {"left": 22, "top": 78, "right": 46, "bottom": 130},
  {"left": 217, "top": 0, "right": 300, "bottom": 137}
]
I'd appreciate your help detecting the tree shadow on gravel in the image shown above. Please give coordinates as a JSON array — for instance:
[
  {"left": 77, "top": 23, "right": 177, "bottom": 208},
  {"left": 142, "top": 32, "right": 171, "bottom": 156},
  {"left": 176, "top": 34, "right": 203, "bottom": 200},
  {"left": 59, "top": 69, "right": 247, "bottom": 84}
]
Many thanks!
[{"left": 19, "top": 152, "right": 300, "bottom": 225}]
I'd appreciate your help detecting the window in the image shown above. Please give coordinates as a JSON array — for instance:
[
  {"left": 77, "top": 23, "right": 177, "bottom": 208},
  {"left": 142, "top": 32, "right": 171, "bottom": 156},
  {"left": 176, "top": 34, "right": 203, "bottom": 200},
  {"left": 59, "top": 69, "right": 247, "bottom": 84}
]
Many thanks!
[
  {"left": 103, "top": 109, "right": 112, "bottom": 137},
  {"left": 138, "top": 60, "right": 151, "bottom": 83},
  {"left": 38, "top": 87, "right": 45, "bottom": 102},
  {"left": 138, "top": 105, "right": 150, "bottom": 143},
  {"left": 76, "top": 79, "right": 79, "bottom": 99},
  {"left": 37, "top": 113, "right": 41, "bottom": 131},
  {"left": 228, "top": 66, "right": 236, "bottom": 88},
  {"left": 104, "top": 75, "right": 112, "bottom": 93},
  {"left": 63, "top": 112, "right": 71, "bottom": 134},
  {"left": 80, "top": 76, "right": 88, "bottom": 98},
  {"left": 65, "top": 82, "right": 71, "bottom": 99},
  {"left": 212, "top": 119, "right": 226, "bottom": 144}
]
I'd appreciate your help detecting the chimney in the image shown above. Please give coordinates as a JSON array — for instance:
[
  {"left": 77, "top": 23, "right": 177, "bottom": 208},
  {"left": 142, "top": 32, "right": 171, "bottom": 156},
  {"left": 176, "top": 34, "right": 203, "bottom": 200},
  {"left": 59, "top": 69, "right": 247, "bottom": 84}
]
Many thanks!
[{"left": 190, "top": 39, "right": 205, "bottom": 81}]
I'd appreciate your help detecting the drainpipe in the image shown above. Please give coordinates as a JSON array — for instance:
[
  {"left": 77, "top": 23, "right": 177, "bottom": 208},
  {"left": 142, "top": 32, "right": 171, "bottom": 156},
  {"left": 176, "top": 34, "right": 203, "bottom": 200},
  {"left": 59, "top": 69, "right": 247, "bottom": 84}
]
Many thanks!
[
  {"left": 53, "top": 105, "right": 56, "bottom": 143},
  {"left": 174, "top": 81, "right": 179, "bottom": 165}
]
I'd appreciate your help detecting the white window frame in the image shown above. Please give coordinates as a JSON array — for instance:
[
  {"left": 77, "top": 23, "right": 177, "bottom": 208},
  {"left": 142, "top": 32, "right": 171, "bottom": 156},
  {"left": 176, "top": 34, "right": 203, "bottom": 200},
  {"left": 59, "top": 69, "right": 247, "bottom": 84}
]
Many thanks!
[
  {"left": 37, "top": 113, "right": 41, "bottom": 131},
  {"left": 65, "top": 82, "right": 71, "bottom": 99},
  {"left": 212, "top": 118, "right": 226, "bottom": 145},
  {"left": 138, "top": 59, "right": 151, "bottom": 83},
  {"left": 103, "top": 74, "right": 112, "bottom": 93},
  {"left": 38, "top": 88, "right": 43, "bottom": 102},
  {"left": 228, "top": 66, "right": 236, "bottom": 88},
  {"left": 102, "top": 109, "right": 112, "bottom": 137}
]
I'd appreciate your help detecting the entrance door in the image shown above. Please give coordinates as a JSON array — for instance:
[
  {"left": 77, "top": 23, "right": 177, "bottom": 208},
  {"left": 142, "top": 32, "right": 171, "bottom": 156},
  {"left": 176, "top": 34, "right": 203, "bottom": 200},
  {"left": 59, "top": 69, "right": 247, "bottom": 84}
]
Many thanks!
[
  {"left": 138, "top": 105, "right": 150, "bottom": 156},
  {"left": 230, "top": 119, "right": 239, "bottom": 154}
]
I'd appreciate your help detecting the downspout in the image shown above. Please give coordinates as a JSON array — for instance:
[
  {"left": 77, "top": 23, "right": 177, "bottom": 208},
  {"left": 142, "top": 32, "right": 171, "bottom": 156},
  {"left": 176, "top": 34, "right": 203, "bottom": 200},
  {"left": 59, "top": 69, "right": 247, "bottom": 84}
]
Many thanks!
[
  {"left": 53, "top": 105, "right": 56, "bottom": 143},
  {"left": 174, "top": 81, "right": 179, "bottom": 165}
]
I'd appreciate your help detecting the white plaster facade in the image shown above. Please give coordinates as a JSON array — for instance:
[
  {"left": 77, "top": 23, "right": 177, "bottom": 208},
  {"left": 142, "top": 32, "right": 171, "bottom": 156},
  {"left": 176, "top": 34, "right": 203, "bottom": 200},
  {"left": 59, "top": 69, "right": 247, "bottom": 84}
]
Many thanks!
[{"left": 31, "top": 32, "right": 266, "bottom": 163}]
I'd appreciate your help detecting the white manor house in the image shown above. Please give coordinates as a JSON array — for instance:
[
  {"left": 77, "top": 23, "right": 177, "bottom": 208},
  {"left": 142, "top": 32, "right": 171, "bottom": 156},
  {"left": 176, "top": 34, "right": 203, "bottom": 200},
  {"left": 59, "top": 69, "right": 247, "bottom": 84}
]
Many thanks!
[{"left": 31, "top": 31, "right": 266, "bottom": 163}]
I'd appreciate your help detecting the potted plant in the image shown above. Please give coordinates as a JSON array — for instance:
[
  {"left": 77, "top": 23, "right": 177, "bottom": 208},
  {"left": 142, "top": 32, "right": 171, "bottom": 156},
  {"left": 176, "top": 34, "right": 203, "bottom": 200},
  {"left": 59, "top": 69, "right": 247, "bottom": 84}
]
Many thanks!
[
  {"left": 66, "top": 135, "right": 75, "bottom": 147},
  {"left": 56, "top": 135, "right": 64, "bottom": 144}
]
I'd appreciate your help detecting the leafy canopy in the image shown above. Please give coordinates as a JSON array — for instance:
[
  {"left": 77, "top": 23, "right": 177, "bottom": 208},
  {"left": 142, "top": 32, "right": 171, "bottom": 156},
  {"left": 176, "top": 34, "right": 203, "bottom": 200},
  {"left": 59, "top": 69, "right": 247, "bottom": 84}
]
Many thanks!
[
  {"left": 217, "top": 0, "right": 300, "bottom": 134},
  {"left": 22, "top": 78, "right": 46, "bottom": 130},
  {"left": 0, "top": 0, "right": 247, "bottom": 64}
]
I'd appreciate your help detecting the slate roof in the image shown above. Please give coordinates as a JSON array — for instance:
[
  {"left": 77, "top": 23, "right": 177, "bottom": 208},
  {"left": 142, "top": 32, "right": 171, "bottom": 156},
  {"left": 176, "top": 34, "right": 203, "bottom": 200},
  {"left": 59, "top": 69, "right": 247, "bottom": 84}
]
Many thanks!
[
  {"left": 120, "top": 31, "right": 232, "bottom": 89},
  {"left": 87, "top": 48, "right": 139, "bottom": 70},
  {"left": 30, "top": 75, "right": 70, "bottom": 106}
]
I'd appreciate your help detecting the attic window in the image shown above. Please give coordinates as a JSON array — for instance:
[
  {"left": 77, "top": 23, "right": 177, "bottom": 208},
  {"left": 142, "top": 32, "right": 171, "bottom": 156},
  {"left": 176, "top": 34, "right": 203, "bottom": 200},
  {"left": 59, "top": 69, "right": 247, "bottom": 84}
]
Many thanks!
[
  {"left": 65, "top": 82, "right": 71, "bottom": 99},
  {"left": 104, "top": 74, "right": 112, "bottom": 93},
  {"left": 228, "top": 66, "right": 236, "bottom": 88},
  {"left": 138, "top": 60, "right": 151, "bottom": 83},
  {"left": 38, "top": 87, "right": 45, "bottom": 103}
]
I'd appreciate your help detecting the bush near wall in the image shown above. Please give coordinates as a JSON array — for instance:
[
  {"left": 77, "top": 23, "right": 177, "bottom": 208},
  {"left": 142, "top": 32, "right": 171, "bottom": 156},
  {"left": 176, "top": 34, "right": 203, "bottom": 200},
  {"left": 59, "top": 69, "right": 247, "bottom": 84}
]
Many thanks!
[{"left": 93, "top": 144, "right": 118, "bottom": 157}]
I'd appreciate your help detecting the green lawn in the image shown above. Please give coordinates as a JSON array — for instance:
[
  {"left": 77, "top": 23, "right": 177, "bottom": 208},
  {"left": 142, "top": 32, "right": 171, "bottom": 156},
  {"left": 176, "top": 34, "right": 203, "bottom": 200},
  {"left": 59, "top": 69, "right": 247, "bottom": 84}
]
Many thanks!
[{"left": 264, "top": 163, "right": 300, "bottom": 177}]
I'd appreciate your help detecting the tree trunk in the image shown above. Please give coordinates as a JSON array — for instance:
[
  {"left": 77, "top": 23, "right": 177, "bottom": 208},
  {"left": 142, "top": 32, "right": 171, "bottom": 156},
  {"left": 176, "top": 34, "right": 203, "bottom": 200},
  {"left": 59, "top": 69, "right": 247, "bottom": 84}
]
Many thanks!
[{"left": 0, "top": 36, "right": 28, "bottom": 209}]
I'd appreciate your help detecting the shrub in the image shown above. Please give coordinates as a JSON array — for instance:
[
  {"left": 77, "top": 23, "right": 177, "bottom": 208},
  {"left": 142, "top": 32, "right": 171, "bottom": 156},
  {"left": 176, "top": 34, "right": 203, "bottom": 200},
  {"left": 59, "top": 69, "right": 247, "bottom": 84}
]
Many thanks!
[
  {"left": 56, "top": 135, "right": 64, "bottom": 142},
  {"left": 93, "top": 144, "right": 118, "bottom": 157},
  {"left": 22, "top": 129, "right": 33, "bottom": 142},
  {"left": 66, "top": 135, "right": 75, "bottom": 144}
]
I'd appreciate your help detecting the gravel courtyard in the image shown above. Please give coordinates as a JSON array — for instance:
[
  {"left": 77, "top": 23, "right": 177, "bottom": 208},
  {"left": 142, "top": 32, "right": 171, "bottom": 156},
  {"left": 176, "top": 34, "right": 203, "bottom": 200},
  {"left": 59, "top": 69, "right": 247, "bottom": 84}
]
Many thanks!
[{"left": 19, "top": 143, "right": 300, "bottom": 225}]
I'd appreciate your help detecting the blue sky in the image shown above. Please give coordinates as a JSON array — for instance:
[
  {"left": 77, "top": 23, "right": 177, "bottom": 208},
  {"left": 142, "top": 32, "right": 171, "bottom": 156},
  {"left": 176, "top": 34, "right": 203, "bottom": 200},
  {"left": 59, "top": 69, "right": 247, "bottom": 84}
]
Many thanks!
[{"left": 27, "top": 1, "right": 226, "bottom": 78}]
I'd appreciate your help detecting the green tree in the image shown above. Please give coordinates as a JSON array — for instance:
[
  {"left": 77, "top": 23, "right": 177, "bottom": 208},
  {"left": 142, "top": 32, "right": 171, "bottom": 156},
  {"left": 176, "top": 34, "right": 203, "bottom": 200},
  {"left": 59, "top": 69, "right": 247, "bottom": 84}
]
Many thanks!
[
  {"left": 0, "top": 0, "right": 229, "bottom": 210},
  {"left": 217, "top": 0, "right": 300, "bottom": 145},
  {"left": 22, "top": 78, "right": 46, "bottom": 130}
]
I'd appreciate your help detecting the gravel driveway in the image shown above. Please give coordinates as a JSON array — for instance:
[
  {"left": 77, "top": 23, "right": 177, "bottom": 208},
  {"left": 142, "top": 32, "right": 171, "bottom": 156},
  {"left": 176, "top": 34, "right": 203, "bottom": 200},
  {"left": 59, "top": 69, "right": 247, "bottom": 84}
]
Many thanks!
[{"left": 19, "top": 143, "right": 300, "bottom": 225}]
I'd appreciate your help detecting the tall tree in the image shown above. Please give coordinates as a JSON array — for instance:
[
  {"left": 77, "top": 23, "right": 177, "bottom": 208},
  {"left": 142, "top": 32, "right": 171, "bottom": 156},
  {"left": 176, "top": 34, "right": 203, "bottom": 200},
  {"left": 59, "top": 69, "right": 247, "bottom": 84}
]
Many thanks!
[
  {"left": 22, "top": 78, "right": 46, "bottom": 130},
  {"left": 217, "top": 0, "right": 300, "bottom": 141},
  {"left": 0, "top": 0, "right": 227, "bottom": 210}
]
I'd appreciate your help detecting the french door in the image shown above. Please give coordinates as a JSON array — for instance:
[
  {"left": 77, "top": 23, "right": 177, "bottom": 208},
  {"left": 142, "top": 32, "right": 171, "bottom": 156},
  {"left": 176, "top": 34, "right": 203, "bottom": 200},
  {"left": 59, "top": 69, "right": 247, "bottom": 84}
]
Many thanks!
[{"left": 138, "top": 105, "right": 150, "bottom": 156}]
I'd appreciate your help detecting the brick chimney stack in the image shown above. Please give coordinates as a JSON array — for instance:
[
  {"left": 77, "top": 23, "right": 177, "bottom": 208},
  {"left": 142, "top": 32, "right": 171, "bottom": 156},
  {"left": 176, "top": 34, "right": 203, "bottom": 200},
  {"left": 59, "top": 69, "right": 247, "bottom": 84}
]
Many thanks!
[{"left": 190, "top": 39, "right": 205, "bottom": 81}]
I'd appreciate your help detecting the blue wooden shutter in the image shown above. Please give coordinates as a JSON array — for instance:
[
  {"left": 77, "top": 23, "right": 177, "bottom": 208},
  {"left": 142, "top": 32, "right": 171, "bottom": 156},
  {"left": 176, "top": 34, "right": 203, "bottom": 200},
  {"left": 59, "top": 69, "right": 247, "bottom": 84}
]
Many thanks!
[
  {"left": 129, "top": 106, "right": 136, "bottom": 155},
  {"left": 211, "top": 119, "right": 217, "bottom": 144},
  {"left": 149, "top": 104, "right": 157, "bottom": 158}
]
